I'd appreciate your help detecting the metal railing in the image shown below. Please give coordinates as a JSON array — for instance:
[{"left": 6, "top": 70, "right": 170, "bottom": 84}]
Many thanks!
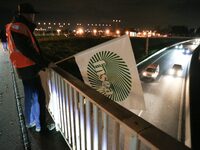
[{"left": 43, "top": 65, "right": 190, "bottom": 150}]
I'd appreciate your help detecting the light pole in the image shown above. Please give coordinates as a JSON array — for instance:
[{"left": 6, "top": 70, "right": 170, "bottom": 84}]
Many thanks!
[{"left": 145, "top": 36, "right": 149, "bottom": 55}]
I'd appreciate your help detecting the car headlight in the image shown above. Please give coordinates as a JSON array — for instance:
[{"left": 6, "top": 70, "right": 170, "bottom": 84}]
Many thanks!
[
  {"left": 179, "top": 45, "right": 183, "bottom": 49},
  {"left": 143, "top": 72, "right": 147, "bottom": 76}
]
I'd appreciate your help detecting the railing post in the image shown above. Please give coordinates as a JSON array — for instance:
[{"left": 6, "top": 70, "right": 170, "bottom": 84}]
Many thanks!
[
  {"left": 124, "top": 129, "right": 139, "bottom": 150},
  {"left": 93, "top": 105, "right": 99, "bottom": 150},
  {"left": 79, "top": 96, "right": 86, "bottom": 150},
  {"left": 112, "top": 121, "right": 120, "bottom": 150},
  {"left": 69, "top": 86, "right": 76, "bottom": 149},
  {"left": 58, "top": 76, "right": 64, "bottom": 133},
  {"left": 66, "top": 83, "right": 72, "bottom": 144},
  {"left": 54, "top": 72, "right": 61, "bottom": 130},
  {"left": 102, "top": 112, "right": 108, "bottom": 150},
  {"left": 62, "top": 82, "right": 68, "bottom": 139},
  {"left": 86, "top": 100, "right": 92, "bottom": 150},
  {"left": 74, "top": 91, "right": 81, "bottom": 150}
]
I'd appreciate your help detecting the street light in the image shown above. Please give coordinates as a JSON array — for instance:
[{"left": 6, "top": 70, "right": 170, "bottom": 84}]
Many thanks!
[
  {"left": 116, "top": 30, "right": 120, "bottom": 35},
  {"left": 125, "top": 31, "right": 129, "bottom": 35},
  {"left": 93, "top": 29, "right": 97, "bottom": 35},
  {"left": 77, "top": 28, "right": 84, "bottom": 35},
  {"left": 105, "top": 29, "right": 110, "bottom": 36},
  {"left": 57, "top": 29, "right": 61, "bottom": 35}
]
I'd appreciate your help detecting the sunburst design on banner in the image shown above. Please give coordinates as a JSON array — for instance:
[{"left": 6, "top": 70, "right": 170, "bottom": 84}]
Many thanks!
[{"left": 87, "top": 51, "right": 132, "bottom": 102}]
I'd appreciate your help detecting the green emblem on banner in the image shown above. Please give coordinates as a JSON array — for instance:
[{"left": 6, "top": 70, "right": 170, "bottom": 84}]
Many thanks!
[{"left": 87, "top": 51, "right": 132, "bottom": 102}]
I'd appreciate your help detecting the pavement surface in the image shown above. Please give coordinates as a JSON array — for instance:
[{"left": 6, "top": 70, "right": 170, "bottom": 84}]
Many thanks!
[{"left": 0, "top": 43, "right": 70, "bottom": 150}]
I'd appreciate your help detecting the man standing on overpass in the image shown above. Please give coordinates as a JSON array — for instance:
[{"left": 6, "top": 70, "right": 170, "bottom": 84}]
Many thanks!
[{"left": 6, "top": 3, "right": 53, "bottom": 132}]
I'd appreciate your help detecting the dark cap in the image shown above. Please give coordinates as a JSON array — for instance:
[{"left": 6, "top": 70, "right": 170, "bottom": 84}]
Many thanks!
[{"left": 17, "top": 3, "right": 39, "bottom": 14}]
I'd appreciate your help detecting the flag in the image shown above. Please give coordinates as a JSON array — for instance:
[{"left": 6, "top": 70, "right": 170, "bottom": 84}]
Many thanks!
[{"left": 75, "top": 35, "right": 145, "bottom": 110}]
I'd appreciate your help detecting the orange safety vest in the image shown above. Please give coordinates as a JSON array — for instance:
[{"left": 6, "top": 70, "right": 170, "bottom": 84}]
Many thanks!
[{"left": 6, "top": 22, "right": 39, "bottom": 68}]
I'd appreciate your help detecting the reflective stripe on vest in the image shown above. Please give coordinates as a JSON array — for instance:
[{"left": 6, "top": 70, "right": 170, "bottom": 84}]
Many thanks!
[{"left": 6, "top": 22, "right": 39, "bottom": 68}]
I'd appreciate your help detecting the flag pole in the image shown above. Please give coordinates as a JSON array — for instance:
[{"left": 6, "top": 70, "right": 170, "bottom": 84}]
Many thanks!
[{"left": 55, "top": 55, "right": 74, "bottom": 65}]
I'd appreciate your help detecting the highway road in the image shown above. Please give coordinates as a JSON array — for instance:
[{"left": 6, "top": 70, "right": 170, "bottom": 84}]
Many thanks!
[{"left": 131, "top": 40, "right": 199, "bottom": 141}]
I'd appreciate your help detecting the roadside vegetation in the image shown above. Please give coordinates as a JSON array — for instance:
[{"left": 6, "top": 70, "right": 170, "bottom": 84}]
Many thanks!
[{"left": 38, "top": 35, "right": 190, "bottom": 63}]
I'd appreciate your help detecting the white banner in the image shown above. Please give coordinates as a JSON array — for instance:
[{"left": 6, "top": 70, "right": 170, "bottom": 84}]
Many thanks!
[{"left": 75, "top": 35, "right": 145, "bottom": 110}]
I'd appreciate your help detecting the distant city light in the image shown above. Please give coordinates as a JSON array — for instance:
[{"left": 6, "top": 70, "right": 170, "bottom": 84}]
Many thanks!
[
  {"left": 116, "top": 30, "right": 120, "bottom": 35},
  {"left": 34, "top": 20, "right": 167, "bottom": 38},
  {"left": 105, "top": 29, "right": 110, "bottom": 35},
  {"left": 143, "top": 31, "right": 147, "bottom": 36},
  {"left": 77, "top": 28, "right": 84, "bottom": 35},
  {"left": 130, "top": 32, "right": 137, "bottom": 37},
  {"left": 93, "top": 29, "right": 97, "bottom": 35},
  {"left": 125, "top": 31, "right": 129, "bottom": 35},
  {"left": 113, "top": 19, "right": 121, "bottom": 22}
]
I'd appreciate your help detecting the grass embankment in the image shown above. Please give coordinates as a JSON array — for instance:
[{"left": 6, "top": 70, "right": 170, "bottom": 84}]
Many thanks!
[
  {"left": 38, "top": 35, "right": 190, "bottom": 64},
  {"left": 38, "top": 36, "right": 112, "bottom": 62}
]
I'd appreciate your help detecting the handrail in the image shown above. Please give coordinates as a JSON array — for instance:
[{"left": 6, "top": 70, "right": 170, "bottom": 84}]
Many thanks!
[{"left": 45, "top": 65, "right": 190, "bottom": 150}]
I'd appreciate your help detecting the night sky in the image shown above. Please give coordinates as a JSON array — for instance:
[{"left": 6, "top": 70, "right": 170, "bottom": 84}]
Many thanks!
[{"left": 1, "top": 0, "right": 200, "bottom": 29}]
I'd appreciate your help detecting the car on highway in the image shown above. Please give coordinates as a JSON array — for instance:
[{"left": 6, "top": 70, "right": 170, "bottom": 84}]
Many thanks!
[
  {"left": 169, "top": 64, "right": 183, "bottom": 76},
  {"left": 175, "top": 44, "right": 183, "bottom": 49},
  {"left": 183, "top": 48, "right": 192, "bottom": 55},
  {"left": 142, "top": 64, "right": 159, "bottom": 80}
]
